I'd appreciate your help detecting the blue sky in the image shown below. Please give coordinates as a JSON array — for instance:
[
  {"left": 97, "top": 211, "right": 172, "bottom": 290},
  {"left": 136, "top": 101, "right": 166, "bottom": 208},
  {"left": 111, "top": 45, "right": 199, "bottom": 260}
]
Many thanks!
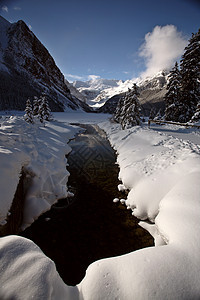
[{"left": 0, "top": 0, "right": 200, "bottom": 82}]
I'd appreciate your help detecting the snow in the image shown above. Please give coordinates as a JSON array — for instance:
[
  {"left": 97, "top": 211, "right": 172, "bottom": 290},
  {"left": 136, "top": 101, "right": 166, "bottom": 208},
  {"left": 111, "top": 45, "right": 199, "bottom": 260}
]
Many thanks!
[
  {"left": 79, "top": 120, "right": 200, "bottom": 299},
  {"left": 0, "top": 113, "right": 200, "bottom": 299},
  {"left": 0, "top": 235, "right": 78, "bottom": 299},
  {"left": 73, "top": 78, "right": 134, "bottom": 108},
  {"left": 72, "top": 72, "right": 168, "bottom": 109},
  {"left": 0, "top": 114, "right": 79, "bottom": 229},
  {"left": 113, "top": 198, "right": 119, "bottom": 203}
]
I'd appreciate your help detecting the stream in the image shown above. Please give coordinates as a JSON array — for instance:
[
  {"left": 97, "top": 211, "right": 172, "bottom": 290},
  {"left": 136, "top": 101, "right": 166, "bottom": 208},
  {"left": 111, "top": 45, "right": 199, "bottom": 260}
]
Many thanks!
[{"left": 21, "top": 124, "right": 153, "bottom": 286}]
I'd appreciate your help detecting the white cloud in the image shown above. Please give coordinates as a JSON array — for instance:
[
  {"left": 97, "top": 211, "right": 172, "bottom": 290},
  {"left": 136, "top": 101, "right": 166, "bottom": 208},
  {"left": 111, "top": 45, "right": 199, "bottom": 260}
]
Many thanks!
[
  {"left": 65, "top": 74, "right": 85, "bottom": 81},
  {"left": 88, "top": 74, "right": 100, "bottom": 81},
  {"left": 13, "top": 6, "right": 21, "bottom": 11},
  {"left": 139, "top": 25, "right": 188, "bottom": 78},
  {"left": 2, "top": 5, "right": 8, "bottom": 12},
  {"left": 65, "top": 73, "right": 101, "bottom": 82}
]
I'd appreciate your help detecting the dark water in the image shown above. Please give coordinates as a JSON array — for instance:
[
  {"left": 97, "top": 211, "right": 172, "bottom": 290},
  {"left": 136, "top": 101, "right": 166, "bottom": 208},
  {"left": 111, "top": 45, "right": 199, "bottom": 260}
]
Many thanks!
[{"left": 21, "top": 124, "right": 153, "bottom": 285}]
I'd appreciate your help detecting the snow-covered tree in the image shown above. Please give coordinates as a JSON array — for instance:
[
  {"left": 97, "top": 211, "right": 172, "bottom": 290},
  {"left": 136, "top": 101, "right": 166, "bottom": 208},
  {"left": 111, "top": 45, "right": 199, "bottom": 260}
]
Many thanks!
[
  {"left": 115, "top": 84, "right": 141, "bottom": 129},
  {"left": 24, "top": 98, "right": 33, "bottom": 124},
  {"left": 114, "top": 94, "right": 125, "bottom": 124},
  {"left": 42, "top": 95, "right": 51, "bottom": 121},
  {"left": 164, "top": 62, "right": 182, "bottom": 121},
  {"left": 179, "top": 28, "right": 200, "bottom": 122},
  {"left": 33, "top": 96, "right": 40, "bottom": 117},
  {"left": 37, "top": 95, "right": 43, "bottom": 123},
  {"left": 38, "top": 94, "right": 51, "bottom": 123},
  {"left": 190, "top": 101, "right": 200, "bottom": 123}
]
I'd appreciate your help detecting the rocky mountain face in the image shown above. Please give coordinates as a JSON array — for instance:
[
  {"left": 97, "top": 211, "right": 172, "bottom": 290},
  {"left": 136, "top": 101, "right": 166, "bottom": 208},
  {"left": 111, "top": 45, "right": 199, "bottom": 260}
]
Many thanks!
[
  {"left": 0, "top": 16, "right": 91, "bottom": 112},
  {"left": 97, "top": 72, "right": 168, "bottom": 116}
]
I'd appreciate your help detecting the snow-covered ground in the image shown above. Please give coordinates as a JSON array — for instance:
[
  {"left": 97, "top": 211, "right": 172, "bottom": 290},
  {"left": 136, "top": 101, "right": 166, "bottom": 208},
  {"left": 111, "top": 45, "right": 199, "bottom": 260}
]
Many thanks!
[
  {"left": 84, "top": 120, "right": 200, "bottom": 299},
  {"left": 0, "top": 112, "right": 200, "bottom": 299},
  {"left": 0, "top": 113, "right": 79, "bottom": 229}
]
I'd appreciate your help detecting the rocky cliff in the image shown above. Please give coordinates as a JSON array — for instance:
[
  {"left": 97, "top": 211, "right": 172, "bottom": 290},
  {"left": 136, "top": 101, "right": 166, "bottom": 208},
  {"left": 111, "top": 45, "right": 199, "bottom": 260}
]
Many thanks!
[{"left": 0, "top": 16, "right": 91, "bottom": 112}]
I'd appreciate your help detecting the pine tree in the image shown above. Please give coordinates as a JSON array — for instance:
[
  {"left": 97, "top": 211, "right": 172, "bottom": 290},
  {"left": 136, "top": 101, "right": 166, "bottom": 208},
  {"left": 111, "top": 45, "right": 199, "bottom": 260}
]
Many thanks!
[
  {"left": 114, "top": 94, "right": 125, "bottom": 124},
  {"left": 41, "top": 95, "right": 51, "bottom": 121},
  {"left": 33, "top": 96, "right": 39, "bottom": 117},
  {"left": 37, "top": 95, "right": 44, "bottom": 123},
  {"left": 38, "top": 94, "right": 51, "bottom": 123},
  {"left": 164, "top": 62, "right": 182, "bottom": 121},
  {"left": 179, "top": 28, "right": 200, "bottom": 122},
  {"left": 121, "top": 84, "right": 141, "bottom": 129},
  {"left": 114, "top": 84, "right": 141, "bottom": 129},
  {"left": 24, "top": 98, "right": 33, "bottom": 124},
  {"left": 190, "top": 101, "right": 200, "bottom": 123}
]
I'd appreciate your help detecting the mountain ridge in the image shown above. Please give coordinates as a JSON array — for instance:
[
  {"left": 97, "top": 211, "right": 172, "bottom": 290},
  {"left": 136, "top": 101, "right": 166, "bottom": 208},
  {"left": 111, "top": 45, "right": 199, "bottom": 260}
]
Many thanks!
[{"left": 72, "top": 72, "right": 168, "bottom": 115}]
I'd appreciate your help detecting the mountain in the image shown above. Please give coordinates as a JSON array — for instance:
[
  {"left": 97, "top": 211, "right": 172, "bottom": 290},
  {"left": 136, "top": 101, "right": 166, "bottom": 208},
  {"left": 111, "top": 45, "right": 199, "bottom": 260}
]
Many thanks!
[
  {"left": 0, "top": 16, "right": 91, "bottom": 112},
  {"left": 73, "top": 78, "right": 128, "bottom": 108},
  {"left": 73, "top": 72, "right": 168, "bottom": 115},
  {"left": 98, "top": 72, "right": 168, "bottom": 116}
]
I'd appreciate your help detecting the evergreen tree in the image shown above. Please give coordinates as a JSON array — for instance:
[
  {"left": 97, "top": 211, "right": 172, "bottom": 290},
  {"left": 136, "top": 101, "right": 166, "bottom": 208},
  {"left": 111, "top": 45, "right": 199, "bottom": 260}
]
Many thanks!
[
  {"left": 179, "top": 28, "right": 200, "bottom": 122},
  {"left": 24, "top": 98, "right": 33, "bottom": 124},
  {"left": 164, "top": 62, "right": 182, "bottom": 121},
  {"left": 114, "top": 94, "right": 125, "bottom": 124},
  {"left": 37, "top": 95, "right": 44, "bottom": 123},
  {"left": 121, "top": 84, "right": 141, "bottom": 129},
  {"left": 33, "top": 96, "right": 39, "bottom": 117},
  {"left": 41, "top": 95, "right": 51, "bottom": 121},
  {"left": 190, "top": 101, "right": 200, "bottom": 123},
  {"left": 38, "top": 94, "right": 51, "bottom": 123},
  {"left": 114, "top": 84, "right": 141, "bottom": 129}
]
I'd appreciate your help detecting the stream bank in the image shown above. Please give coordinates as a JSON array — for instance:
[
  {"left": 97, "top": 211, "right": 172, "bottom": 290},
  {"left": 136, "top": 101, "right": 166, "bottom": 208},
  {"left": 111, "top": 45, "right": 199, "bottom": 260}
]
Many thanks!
[{"left": 21, "top": 124, "right": 153, "bottom": 285}]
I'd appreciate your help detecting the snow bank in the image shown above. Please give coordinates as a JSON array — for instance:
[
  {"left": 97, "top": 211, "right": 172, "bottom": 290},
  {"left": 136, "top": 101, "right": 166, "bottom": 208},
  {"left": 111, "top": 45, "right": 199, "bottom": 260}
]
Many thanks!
[
  {"left": 77, "top": 121, "right": 200, "bottom": 299},
  {"left": 0, "top": 115, "right": 78, "bottom": 229},
  {"left": 0, "top": 235, "right": 78, "bottom": 299}
]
